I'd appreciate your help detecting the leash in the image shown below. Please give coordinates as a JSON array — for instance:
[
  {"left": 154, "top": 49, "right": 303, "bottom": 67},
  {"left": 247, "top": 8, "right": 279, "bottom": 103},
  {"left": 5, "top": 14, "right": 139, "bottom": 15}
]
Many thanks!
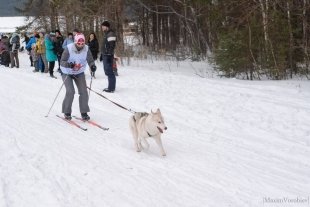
[{"left": 87, "top": 86, "right": 136, "bottom": 114}]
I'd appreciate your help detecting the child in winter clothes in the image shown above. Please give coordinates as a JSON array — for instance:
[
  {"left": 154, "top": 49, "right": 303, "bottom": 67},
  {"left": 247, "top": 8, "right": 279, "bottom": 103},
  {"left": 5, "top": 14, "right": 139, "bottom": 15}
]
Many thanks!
[
  {"left": 31, "top": 43, "right": 39, "bottom": 72},
  {"left": 31, "top": 34, "right": 40, "bottom": 72},
  {"left": 113, "top": 56, "right": 120, "bottom": 76}
]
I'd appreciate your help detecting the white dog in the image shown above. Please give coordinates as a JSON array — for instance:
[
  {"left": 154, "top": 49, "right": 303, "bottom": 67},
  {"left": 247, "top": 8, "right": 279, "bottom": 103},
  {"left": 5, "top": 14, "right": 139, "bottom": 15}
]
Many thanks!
[{"left": 129, "top": 109, "right": 167, "bottom": 156}]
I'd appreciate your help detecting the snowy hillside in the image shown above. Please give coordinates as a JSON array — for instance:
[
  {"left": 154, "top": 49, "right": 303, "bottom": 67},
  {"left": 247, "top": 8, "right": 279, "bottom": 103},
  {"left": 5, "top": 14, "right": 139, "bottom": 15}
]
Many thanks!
[{"left": 0, "top": 52, "right": 309, "bottom": 207}]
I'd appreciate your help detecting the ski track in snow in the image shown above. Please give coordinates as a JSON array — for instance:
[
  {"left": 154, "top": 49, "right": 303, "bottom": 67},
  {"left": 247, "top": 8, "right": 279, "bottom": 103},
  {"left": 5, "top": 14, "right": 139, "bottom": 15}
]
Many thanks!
[{"left": 0, "top": 52, "right": 309, "bottom": 207}]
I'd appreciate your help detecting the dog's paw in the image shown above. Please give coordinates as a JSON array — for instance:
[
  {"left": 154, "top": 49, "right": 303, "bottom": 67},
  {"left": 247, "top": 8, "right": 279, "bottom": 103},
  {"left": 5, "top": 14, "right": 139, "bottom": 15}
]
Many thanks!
[
  {"left": 138, "top": 143, "right": 143, "bottom": 149},
  {"left": 161, "top": 152, "right": 167, "bottom": 156},
  {"left": 135, "top": 143, "right": 142, "bottom": 152}
]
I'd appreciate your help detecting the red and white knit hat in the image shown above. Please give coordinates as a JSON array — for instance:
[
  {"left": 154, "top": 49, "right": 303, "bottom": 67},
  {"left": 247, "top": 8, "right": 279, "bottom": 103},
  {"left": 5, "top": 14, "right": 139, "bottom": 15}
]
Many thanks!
[{"left": 74, "top": 33, "right": 85, "bottom": 43}]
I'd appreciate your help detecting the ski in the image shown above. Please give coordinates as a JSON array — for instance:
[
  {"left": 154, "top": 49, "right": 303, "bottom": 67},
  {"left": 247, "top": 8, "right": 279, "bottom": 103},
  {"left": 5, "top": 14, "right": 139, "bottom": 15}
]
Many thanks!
[
  {"left": 73, "top": 116, "right": 109, "bottom": 130},
  {"left": 56, "top": 115, "right": 87, "bottom": 131}
]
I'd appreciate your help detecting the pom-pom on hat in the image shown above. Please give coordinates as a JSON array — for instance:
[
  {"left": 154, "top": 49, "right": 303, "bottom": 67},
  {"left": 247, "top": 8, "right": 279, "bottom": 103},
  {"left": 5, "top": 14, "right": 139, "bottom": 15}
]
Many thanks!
[
  {"left": 74, "top": 33, "right": 85, "bottom": 44},
  {"left": 101, "top": 21, "right": 110, "bottom": 28}
]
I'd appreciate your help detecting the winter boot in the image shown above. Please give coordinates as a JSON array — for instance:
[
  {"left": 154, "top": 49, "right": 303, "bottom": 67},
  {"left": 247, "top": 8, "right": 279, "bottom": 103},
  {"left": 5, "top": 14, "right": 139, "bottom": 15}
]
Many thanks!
[
  {"left": 64, "top": 113, "right": 72, "bottom": 120},
  {"left": 50, "top": 74, "right": 57, "bottom": 79},
  {"left": 81, "top": 113, "right": 90, "bottom": 121},
  {"left": 103, "top": 88, "right": 114, "bottom": 93}
]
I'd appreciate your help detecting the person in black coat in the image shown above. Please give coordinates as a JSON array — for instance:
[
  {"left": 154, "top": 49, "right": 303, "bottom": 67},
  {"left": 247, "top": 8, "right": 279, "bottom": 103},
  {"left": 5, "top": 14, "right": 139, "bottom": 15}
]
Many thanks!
[
  {"left": 87, "top": 32, "right": 99, "bottom": 77},
  {"left": 23, "top": 33, "right": 33, "bottom": 66},
  {"left": 100, "top": 21, "right": 117, "bottom": 93},
  {"left": 54, "top": 29, "right": 64, "bottom": 70}
]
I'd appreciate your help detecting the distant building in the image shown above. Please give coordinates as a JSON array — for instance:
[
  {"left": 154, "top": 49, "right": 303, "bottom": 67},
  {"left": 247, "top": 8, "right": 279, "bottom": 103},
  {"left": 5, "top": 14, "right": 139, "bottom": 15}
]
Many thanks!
[{"left": 123, "top": 22, "right": 138, "bottom": 36}]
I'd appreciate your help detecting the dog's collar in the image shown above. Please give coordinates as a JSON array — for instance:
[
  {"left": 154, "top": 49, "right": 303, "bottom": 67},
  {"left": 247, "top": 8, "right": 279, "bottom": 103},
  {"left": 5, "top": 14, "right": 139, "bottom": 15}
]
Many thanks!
[{"left": 147, "top": 128, "right": 162, "bottom": 137}]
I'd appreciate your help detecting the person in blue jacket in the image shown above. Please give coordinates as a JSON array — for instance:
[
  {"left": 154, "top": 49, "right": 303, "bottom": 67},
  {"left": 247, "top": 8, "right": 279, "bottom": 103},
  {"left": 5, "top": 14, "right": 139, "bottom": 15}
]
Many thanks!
[{"left": 26, "top": 32, "right": 37, "bottom": 67}]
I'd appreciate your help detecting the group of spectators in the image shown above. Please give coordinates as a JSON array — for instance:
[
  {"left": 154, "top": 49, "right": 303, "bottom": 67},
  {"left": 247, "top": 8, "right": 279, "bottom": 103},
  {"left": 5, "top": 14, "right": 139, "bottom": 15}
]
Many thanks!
[
  {"left": 0, "top": 32, "right": 21, "bottom": 68},
  {"left": 23, "top": 29, "right": 100, "bottom": 78},
  {"left": 1, "top": 25, "right": 119, "bottom": 80},
  {"left": 1, "top": 21, "right": 119, "bottom": 120}
]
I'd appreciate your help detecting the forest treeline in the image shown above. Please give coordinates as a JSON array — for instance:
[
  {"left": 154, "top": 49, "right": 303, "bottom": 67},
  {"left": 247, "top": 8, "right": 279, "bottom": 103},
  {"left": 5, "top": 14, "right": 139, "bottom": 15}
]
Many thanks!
[{"left": 16, "top": 0, "right": 310, "bottom": 80}]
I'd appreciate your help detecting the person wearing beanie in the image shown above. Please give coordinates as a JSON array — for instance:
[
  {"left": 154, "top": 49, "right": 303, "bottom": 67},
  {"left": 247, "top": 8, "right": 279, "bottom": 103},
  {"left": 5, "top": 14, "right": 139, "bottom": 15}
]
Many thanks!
[
  {"left": 59, "top": 33, "right": 97, "bottom": 121},
  {"left": 100, "top": 20, "right": 117, "bottom": 93},
  {"left": 101, "top": 21, "right": 110, "bottom": 28}
]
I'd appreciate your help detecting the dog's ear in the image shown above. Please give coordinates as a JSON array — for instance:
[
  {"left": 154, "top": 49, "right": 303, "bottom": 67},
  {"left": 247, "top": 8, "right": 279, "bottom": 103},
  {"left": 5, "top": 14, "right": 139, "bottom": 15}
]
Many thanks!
[
  {"left": 156, "top": 108, "right": 161, "bottom": 113},
  {"left": 134, "top": 113, "right": 140, "bottom": 120},
  {"left": 151, "top": 109, "right": 155, "bottom": 114}
]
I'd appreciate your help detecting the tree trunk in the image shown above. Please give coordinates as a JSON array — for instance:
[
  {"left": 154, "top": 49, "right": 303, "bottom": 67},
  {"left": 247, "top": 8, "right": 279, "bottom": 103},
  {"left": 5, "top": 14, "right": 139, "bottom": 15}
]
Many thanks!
[
  {"left": 302, "top": 0, "right": 309, "bottom": 75},
  {"left": 287, "top": 1, "right": 294, "bottom": 79}
]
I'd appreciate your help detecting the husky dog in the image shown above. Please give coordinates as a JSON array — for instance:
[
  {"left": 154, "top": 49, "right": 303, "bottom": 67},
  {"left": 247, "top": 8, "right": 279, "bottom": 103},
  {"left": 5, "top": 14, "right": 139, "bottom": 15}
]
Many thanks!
[{"left": 129, "top": 109, "right": 168, "bottom": 156}]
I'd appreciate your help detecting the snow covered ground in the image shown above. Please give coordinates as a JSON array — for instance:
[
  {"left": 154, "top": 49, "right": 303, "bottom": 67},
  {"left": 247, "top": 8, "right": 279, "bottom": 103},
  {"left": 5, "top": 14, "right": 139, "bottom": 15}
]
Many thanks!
[{"left": 0, "top": 52, "right": 309, "bottom": 207}]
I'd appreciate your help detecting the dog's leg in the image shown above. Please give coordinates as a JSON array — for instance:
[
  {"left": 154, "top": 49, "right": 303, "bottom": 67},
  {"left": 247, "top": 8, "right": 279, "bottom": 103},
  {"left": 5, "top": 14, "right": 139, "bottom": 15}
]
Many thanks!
[
  {"left": 134, "top": 134, "right": 141, "bottom": 152},
  {"left": 135, "top": 143, "right": 142, "bottom": 152},
  {"left": 129, "top": 118, "right": 141, "bottom": 152},
  {"left": 137, "top": 137, "right": 143, "bottom": 151},
  {"left": 141, "top": 137, "right": 150, "bottom": 149},
  {"left": 154, "top": 136, "right": 166, "bottom": 156}
]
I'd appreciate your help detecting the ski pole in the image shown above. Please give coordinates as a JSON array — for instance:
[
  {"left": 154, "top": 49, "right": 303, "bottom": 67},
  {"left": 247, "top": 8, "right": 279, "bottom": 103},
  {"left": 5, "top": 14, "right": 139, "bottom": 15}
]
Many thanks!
[
  {"left": 45, "top": 74, "right": 69, "bottom": 117},
  {"left": 89, "top": 73, "right": 93, "bottom": 97}
]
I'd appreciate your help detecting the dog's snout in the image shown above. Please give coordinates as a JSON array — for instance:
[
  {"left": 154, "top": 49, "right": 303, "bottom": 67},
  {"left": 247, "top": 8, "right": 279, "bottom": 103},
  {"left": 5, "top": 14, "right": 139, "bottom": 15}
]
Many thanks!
[{"left": 165, "top": 127, "right": 167, "bottom": 130}]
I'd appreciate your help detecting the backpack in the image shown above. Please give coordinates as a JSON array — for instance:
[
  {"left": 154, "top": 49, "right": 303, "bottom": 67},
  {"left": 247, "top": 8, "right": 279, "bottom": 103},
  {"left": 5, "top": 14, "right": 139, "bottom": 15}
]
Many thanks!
[
  {"left": 15, "top": 36, "right": 20, "bottom": 49},
  {"left": 12, "top": 36, "right": 20, "bottom": 51}
]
